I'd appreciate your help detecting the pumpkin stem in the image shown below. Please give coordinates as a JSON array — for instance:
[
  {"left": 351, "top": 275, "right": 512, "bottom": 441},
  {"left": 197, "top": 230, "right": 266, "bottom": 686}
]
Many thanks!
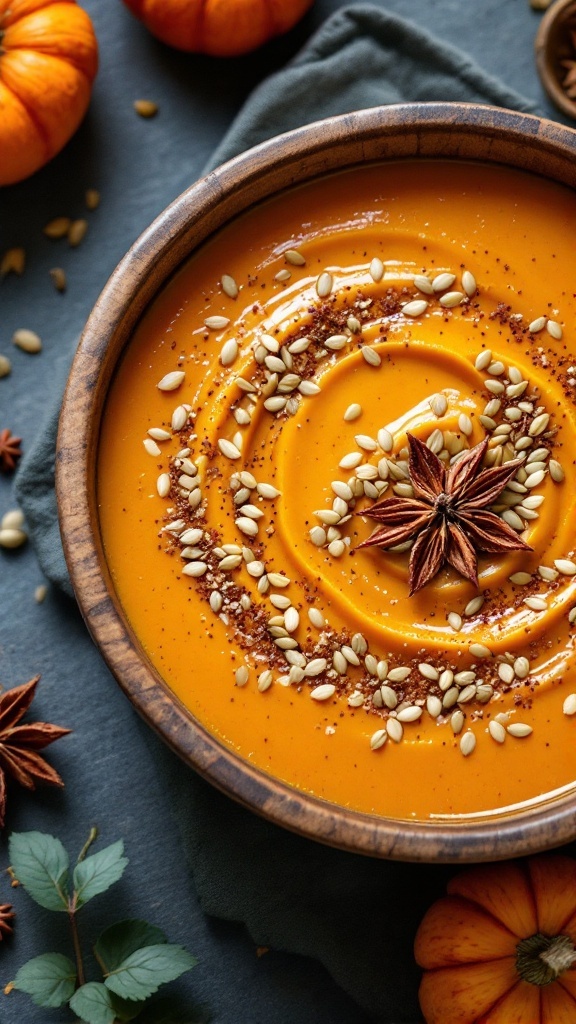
[{"left": 516, "top": 933, "right": 576, "bottom": 986}]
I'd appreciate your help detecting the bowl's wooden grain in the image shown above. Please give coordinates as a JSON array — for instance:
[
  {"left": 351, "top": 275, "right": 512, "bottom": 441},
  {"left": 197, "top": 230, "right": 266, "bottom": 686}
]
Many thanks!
[
  {"left": 57, "top": 102, "right": 576, "bottom": 862},
  {"left": 535, "top": 0, "right": 576, "bottom": 119}
]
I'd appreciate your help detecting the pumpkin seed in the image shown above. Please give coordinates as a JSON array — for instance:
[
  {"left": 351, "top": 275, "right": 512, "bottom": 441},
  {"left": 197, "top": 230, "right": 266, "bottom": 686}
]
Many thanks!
[
  {"left": 0, "top": 246, "right": 25, "bottom": 276},
  {"left": 402, "top": 299, "right": 428, "bottom": 317},
  {"left": 555, "top": 559, "right": 576, "bottom": 576},
  {"left": 134, "top": 99, "right": 158, "bottom": 117},
  {"left": 474, "top": 349, "right": 492, "bottom": 370},
  {"left": 204, "top": 315, "right": 230, "bottom": 330},
  {"left": 13, "top": 328, "right": 42, "bottom": 353},
  {"left": 220, "top": 339, "right": 239, "bottom": 366},
  {"left": 440, "top": 290, "right": 466, "bottom": 308},
  {"left": 426, "top": 695, "right": 442, "bottom": 718},
  {"left": 182, "top": 561, "right": 207, "bottom": 578},
  {"left": 258, "top": 670, "right": 273, "bottom": 693},
  {"left": 509, "top": 571, "right": 531, "bottom": 585},
  {"left": 361, "top": 346, "right": 381, "bottom": 367},
  {"left": 460, "top": 731, "right": 476, "bottom": 756},
  {"left": 344, "top": 404, "right": 362, "bottom": 422},
  {"left": 429, "top": 393, "right": 447, "bottom": 417},
  {"left": 450, "top": 710, "right": 464, "bottom": 734},
  {"left": 0, "top": 528, "right": 27, "bottom": 549},
  {"left": 316, "top": 271, "right": 333, "bottom": 298},
  {"left": 1, "top": 509, "right": 24, "bottom": 531},
  {"left": 158, "top": 371, "right": 185, "bottom": 391},
  {"left": 464, "top": 595, "right": 484, "bottom": 617},
  {"left": 221, "top": 274, "right": 238, "bottom": 298},
  {"left": 563, "top": 694, "right": 576, "bottom": 716},
  {"left": 217, "top": 438, "right": 241, "bottom": 460},
  {"left": 462, "top": 270, "right": 477, "bottom": 296},
  {"left": 488, "top": 720, "right": 506, "bottom": 743},
  {"left": 235, "top": 666, "right": 249, "bottom": 687},
  {"left": 308, "top": 608, "right": 325, "bottom": 628},
  {"left": 85, "top": 188, "right": 100, "bottom": 210},
  {"left": 68, "top": 219, "right": 88, "bottom": 247},
  {"left": 369, "top": 257, "right": 384, "bottom": 282},
  {"left": 370, "top": 729, "right": 387, "bottom": 750},
  {"left": 386, "top": 718, "right": 403, "bottom": 743},
  {"left": 523, "top": 596, "right": 547, "bottom": 611},
  {"left": 49, "top": 267, "right": 67, "bottom": 292},
  {"left": 414, "top": 274, "right": 434, "bottom": 294},
  {"left": 507, "top": 723, "right": 533, "bottom": 738},
  {"left": 157, "top": 473, "right": 171, "bottom": 497},
  {"left": 310, "top": 684, "right": 335, "bottom": 701},
  {"left": 397, "top": 706, "right": 422, "bottom": 723},
  {"left": 43, "top": 217, "right": 71, "bottom": 239},
  {"left": 285, "top": 249, "right": 306, "bottom": 266}
]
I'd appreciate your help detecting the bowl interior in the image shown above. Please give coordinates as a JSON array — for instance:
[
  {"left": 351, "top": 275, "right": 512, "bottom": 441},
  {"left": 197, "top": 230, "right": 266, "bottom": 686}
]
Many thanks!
[{"left": 57, "top": 102, "right": 576, "bottom": 862}]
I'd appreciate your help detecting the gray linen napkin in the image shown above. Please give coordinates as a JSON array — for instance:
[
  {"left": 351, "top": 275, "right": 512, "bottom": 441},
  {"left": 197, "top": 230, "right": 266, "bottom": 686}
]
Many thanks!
[{"left": 17, "top": 6, "right": 540, "bottom": 1021}]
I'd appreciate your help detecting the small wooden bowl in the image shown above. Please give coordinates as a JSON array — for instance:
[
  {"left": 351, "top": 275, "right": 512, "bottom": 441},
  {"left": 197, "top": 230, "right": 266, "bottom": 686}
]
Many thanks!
[
  {"left": 57, "top": 103, "right": 576, "bottom": 862},
  {"left": 535, "top": 0, "right": 576, "bottom": 119}
]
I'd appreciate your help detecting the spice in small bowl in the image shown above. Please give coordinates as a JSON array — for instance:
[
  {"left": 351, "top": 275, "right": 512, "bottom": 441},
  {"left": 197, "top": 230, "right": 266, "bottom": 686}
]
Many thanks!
[{"left": 535, "top": 0, "right": 576, "bottom": 118}]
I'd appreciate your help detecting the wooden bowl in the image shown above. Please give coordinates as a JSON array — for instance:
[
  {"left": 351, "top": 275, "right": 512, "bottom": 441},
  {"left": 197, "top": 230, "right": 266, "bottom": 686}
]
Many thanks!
[
  {"left": 57, "top": 102, "right": 576, "bottom": 862},
  {"left": 535, "top": 0, "right": 576, "bottom": 119}
]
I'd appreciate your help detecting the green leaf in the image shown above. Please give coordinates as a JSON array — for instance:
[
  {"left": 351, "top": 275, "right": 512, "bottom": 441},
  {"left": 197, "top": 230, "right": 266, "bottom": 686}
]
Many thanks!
[
  {"left": 13, "top": 953, "right": 76, "bottom": 1008},
  {"left": 73, "top": 839, "right": 128, "bottom": 907},
  {"left": 95, "top": 920, "right": 167, "bottom": 973},
  {"left": 9, "top": 832, "right": 70, "bottom": 911},
  {"left": 104, "top": 943, "right": 197, "bottom": 1002},
  {"left": 69, "top": 982, "right": 144, "bottom": 1024},
  {"left": 69, "top": 983, "right": 116, "bottom": 1024}
]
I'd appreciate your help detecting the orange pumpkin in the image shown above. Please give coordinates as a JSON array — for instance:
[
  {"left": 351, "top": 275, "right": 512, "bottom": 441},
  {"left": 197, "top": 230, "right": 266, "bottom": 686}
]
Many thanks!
[
  {"left": 414, "top": 855, "right": 576, "bottom": 1023},
  {"left": 0, "top": 0, "right": 98, "bottom": 186},
  {"left": 121, "top": 0, "right": 315, "bottom": 57}
]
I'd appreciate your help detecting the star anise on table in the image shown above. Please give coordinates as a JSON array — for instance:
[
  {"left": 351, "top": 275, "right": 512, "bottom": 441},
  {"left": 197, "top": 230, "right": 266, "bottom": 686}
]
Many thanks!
[
  {"left": 0, "top": 429, "right": 22, "bottom": 474},
  {"left": 0, "top": 676, "right": 71, "bottom": 828},
  {"left": 357, "top": 433, "right": 532, "bottom": 595},
  {"left": 0, "top": 903, "right": 15, "bottom": 940}
]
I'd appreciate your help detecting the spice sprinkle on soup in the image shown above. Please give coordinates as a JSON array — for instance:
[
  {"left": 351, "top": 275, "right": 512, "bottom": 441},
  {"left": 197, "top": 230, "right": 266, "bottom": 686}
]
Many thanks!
[{"left": 98, "top": 160, "right": 576, "bottom": 820}]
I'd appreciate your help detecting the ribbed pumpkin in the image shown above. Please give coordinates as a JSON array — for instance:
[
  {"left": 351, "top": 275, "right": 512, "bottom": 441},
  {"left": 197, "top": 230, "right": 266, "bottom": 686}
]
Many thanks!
[
  {"left": 0, "top": 0, "right": 98, "bottom": 186},
  {"left": 415, "top": 855, "right": 576, "bottom": 1023},
  {"left": 121, "top": 0, "right": 315, "bottom": 57}
]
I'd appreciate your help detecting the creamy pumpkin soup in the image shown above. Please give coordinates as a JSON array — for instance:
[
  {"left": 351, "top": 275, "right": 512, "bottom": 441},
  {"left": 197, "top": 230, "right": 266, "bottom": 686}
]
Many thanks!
[{"left": 98, "top": 160, "right": 576, "bottom": 821}]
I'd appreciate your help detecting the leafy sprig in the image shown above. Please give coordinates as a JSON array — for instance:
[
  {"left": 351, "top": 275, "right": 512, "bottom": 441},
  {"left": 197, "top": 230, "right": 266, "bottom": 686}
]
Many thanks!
[{"left": 8, "top": 830, "right": 197, "bottom": 1024}]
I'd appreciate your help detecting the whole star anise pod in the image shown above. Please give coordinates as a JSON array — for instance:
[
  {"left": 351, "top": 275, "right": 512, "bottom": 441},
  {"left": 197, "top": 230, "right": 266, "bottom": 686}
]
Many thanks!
[
  {"left": 0, "top": 903, "right": 15, "bottom": 939},
  {"left": 357, "top": 433, "right": 532, "bottom": 595},
  {"left": 0, "top": 676, "right": 71, "bottom": 828},
  {"left": 0, "top": 429, "right": 22, "bottom": 474}
]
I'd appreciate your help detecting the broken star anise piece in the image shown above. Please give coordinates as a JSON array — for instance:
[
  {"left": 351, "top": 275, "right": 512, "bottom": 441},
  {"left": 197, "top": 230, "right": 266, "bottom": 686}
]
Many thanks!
[
  {"left": 0, "top": 903, "right": 15, "bottom": 939},
  {"left": 0, "top": 429, "right": 22, "bottom": 474},
  {"left": 357, "top": 433, "right": 532, "bottom": 595},
  {"left": 0, "top": 676, "right": 71, "bottom": 828}
]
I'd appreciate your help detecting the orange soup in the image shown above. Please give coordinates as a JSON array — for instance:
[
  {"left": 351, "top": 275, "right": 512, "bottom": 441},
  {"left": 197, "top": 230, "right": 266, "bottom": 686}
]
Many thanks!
[{"left": 98, "top": 160, "right": 576, "bottom": 821}]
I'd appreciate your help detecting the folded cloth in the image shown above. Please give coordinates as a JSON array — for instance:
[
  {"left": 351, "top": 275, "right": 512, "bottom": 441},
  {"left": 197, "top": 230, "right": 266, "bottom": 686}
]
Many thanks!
[{"left": 17, "top": 5, "right": 541, "bottom": 1021}]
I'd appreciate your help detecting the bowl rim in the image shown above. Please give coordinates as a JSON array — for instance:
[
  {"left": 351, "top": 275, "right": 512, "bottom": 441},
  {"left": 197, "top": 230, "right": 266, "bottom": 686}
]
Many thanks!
[
  {"left": 535, "top": 0, "right": 576, "bottom": 121},
  {"left": 57, "top": 100, "right": 576, "bottom": 862}
]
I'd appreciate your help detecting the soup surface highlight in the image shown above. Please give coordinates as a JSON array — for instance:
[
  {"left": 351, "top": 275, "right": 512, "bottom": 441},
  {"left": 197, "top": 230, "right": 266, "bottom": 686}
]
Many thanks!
[{"left": 98, "top": 160, "right": 576, "bottom": 821}]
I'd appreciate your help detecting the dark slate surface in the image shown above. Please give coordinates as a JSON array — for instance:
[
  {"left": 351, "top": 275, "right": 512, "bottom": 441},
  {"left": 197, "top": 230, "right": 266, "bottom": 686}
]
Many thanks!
[{"left": 0, "top": 1, "right": 567, "bottom": 1022}]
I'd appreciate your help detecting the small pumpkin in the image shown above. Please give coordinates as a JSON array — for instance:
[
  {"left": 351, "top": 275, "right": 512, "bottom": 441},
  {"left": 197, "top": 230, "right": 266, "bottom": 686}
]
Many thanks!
[
  {"left": 414, "top": 855, "right": 576, "bottom": 1022},
  {"left": 121, "top": 0, "right": 315, "bottom": 57},
  {"left": 0, "top": 0, "right": 98, "bottom": 186}
]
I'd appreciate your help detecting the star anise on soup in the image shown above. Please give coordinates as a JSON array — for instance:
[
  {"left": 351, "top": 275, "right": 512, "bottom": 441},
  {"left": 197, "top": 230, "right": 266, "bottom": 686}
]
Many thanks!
[
  {"left": 0, "top": 676, "right": 71, "bottom": 828},
  {"left": 357, "top": 433, "right": 532, "bottom": 595},
  {"left": 0, "top": 429, "right": 22, "bottom": 474}
]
